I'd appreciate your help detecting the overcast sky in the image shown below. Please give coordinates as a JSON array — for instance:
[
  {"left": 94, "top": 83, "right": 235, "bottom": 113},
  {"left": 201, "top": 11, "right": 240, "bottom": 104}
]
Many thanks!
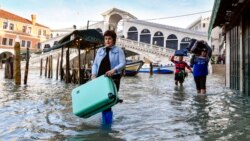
[{"left": 0, "top": 0, "right": 215, "bottom": 29}]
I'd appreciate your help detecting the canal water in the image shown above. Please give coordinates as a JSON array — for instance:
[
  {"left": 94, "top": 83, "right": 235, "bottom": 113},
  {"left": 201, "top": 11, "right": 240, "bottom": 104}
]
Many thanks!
[{"left": 0, "top": 69, "right": 250, "bottom": 141}]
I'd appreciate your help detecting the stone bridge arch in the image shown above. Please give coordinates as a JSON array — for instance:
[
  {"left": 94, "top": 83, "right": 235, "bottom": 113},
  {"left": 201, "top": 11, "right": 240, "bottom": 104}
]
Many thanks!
[{"left": 102, "top": 8, "right": 137, "bottom": 32}]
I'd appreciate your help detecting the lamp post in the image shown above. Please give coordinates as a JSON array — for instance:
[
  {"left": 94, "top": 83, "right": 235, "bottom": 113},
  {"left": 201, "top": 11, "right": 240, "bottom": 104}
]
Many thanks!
[{"left": 14, "top": 35, "right": 21, "bottom": 85}]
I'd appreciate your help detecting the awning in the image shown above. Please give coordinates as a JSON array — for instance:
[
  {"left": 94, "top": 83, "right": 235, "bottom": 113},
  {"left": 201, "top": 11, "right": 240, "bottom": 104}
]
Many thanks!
[
  {"left": 208, "top": 0, "right": 249, "bottom": 39},
  {"left": 51, "top": 29, "right": 104, "bottom": 50},
  {"left": 208, "top": 0, "right": 221, "bottom": 39}
]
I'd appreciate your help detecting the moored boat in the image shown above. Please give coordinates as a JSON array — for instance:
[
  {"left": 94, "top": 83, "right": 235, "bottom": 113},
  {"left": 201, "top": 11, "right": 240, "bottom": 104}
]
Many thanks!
[
  {"left": 139, "top": 64, "right": 174, "bottom": 74},
  {"left": 125, "top": 60, "right": 144, "bottom": 76}
]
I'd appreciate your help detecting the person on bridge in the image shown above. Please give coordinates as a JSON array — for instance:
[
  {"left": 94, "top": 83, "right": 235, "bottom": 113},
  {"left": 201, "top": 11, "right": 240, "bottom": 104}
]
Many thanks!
[
  {"left": 190, "top": 48, "right": 209, "bottom": 94},
  {"left": 91, "top": 30, "right": 126, "bottom": 125},
  {"left": 170, "top": 55, "right": 192, "bottom": 86}
]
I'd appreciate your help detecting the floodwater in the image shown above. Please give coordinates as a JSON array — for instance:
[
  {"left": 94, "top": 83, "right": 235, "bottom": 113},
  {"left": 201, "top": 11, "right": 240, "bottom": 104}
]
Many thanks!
[{"left": 0, "top": 69, "right": 250, "bottom": 141}]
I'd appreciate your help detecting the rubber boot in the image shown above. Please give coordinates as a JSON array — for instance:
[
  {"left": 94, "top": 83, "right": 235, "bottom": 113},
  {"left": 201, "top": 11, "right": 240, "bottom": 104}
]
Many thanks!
[{"left": 102, "top": 109, "right": 113, "bottom": 125}]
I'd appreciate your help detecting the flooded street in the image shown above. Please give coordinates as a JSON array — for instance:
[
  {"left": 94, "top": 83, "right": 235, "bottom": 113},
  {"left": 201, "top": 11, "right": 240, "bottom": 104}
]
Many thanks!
[{"left": 1, "top": 69, "right": 250, "bottom": 141}]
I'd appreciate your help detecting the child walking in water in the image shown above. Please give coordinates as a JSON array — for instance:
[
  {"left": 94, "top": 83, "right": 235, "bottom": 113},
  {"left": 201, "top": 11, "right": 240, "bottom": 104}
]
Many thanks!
[
  {"left": 190, "top": 48, "right": 209, "bottom": 94},
  {"left": 171, "top": 55, "right": 192, "bottom": 86}
]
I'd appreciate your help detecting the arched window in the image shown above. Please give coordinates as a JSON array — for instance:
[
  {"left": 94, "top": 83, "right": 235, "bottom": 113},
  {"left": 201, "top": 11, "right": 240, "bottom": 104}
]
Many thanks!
[
  {"left": 153, "top": 31, "right": 164, "bottom": 47},
  {"left": 166, "top": 34, "right": 178, "bottom": 50},
  {"left": 96, "top": 28, "right": 103, "bottom": 35},
  {"left": 127, "top": 26, "right": 138, "bottom": 41},
  {"left": 180, "top": 37, "right": 191, "bottom": 50},
  {"left": 140, "top": 29, "right": 151, "bottom": 44}
]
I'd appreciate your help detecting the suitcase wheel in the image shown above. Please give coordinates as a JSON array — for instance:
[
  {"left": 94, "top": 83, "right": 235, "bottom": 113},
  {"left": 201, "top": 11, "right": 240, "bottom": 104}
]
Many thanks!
[{"left": 108, "top": 93, "right": 116, "bottom": 99}]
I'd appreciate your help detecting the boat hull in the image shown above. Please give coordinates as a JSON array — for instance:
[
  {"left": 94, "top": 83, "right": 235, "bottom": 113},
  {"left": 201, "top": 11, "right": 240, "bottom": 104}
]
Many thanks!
[
  {"left": 139, "top": 67, "right": 173, "bottom": 74},
  {"left": 125, "top": 61, "right": 144, "bottom": 76}
]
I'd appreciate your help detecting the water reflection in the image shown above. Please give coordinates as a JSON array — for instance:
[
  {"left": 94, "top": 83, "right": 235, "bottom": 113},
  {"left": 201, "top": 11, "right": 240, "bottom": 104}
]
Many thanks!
[{"left": 1, "top": 69, "right": 250, "bottom": 140}]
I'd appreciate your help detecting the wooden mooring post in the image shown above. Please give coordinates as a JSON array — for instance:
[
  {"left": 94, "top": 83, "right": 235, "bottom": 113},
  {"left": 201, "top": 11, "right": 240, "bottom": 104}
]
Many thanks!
[
  {"left": 48, "top": 56, "right": 51, "bottom": 78},
  {"left": 50, "top": 55, "right": 53, "bottom": 78},
  {"left": 65, "top": 48, "right": 70, "bottom": 83},
  {"left": 0, "top": 59, "right": 2, "bottom": 69},
  {"left": 24, "top": 47, "right": 30, "bottom": 84},
  {"left": 14, "top": 42, "right": 21, "bottom": 85},
  {"left": 150, "top": 62, "right": 153, "bottom": 75},
  {"left": 56, "top": 53, "right": 60, "bottom": 80},
  {"left": 4, "top": 56, "right": 14, "bottom": 79},
  {"left": 45, "top": 57, "right": 48, "bottom": 78},
  {"left": 60, "top": 46, "right": 64, "bottom": 81},
  {"left": 40, "top": 58, "right": 43, "bottom": 76}
]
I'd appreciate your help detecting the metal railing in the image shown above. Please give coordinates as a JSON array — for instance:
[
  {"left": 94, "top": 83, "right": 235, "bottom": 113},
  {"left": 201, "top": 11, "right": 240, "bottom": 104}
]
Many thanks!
[{"left": 117, "top": 38, "right": 175, "bottom": 57}]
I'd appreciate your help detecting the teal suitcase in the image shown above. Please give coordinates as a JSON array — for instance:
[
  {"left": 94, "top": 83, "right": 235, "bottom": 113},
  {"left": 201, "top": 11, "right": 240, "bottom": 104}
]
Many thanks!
[{"left": 71, "top": 75, "right": 118, "bottom": 118}]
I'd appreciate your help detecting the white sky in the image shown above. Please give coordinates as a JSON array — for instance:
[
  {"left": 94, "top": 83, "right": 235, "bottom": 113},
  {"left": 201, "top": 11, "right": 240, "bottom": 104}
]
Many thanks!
[{"left": 0, "top": 0, "right": 215, "bottom": 29}]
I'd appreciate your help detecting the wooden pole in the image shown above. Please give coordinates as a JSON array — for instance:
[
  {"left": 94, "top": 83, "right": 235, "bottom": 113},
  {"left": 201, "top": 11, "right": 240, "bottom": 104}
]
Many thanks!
[
  {"left": 48, "top": 56, "right": 51, "bottom": 78},
  {"left": 40, "top": 58, "right": 43, "bottom": 76},
  {"left": 150, "top": 62, "right": 153, "bottom": 75},
  {"left": 78, "top": 45, "right": 82, "bottom": 84},
  {"left": 50, "top": 55, "right": 53, "bottom": 78},
  {"left": 4, "top": 57, "right": 10, "bottom": 78},
  {"left": 60, "top": 46, "right": 64, "bottom": 80},
  {"left": 0, "top": 59, "right": 2, "bottom": 69},
  {"left": 24, "top": 48, "right": 30, "bottom": 84},
  {"left": 4, "top": 58, "right": 8, "bottom": 78},
  {"left": 65, "top": 48, "right": 70, "bottom": 83},
  {"left": 14, "top": 42, "right": 21, "bottom": 85},
  {"left": 9, "top": 56, "right": 14, "bottom": 79},
  {"left": 45, "top": 57, "right": 48, "bottom": 77},
  {"left": 56, "top": 53, "right": 60, "bottom": 80}
]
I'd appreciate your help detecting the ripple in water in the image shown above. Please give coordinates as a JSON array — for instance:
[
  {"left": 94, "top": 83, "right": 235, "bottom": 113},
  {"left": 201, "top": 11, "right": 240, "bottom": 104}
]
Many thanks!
[{"left": 0, "top": 69, "right": 250, "bottom": 141}]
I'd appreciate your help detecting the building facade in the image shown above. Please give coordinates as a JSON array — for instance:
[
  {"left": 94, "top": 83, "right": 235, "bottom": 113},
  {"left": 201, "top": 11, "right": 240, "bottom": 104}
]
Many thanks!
[
  {"left": 0, "top": 9, "right": 51, "bottom": 55},
  {"left": 209, "top": 0, "right": 250, "bottom": 94}
]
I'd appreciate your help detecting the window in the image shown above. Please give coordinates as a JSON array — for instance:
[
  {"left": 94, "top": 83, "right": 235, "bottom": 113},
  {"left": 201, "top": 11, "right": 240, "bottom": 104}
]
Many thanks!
[
  {"left": 37, "top": 42, "right": 41, "bottom": 49},
  {"left": 9, "top": 23, "right": 14, "bottom": 30},
  {"left": 38, "top": 29, "right": 41, "bottom": 35},
  {"left": 43, "top": 30, "right": 46, "bottom": 36},
  {"left": 203, "top": 23, "right": 206, "bottom": 28},
  {"left": 21, "top": 40, "right": 26, "bottom": 47},
  {"left": 9, "top": 39, "right": 13, "bottom": 46},
  {"left": 27, "top": 41, "right": 31, "bottom": 48},
  {"left": 22, "top": 26, "right": 27, "bottom": 33},
  {"left": 3, "top": 21, "right": 8, "bottom": 29},
  {"left": 27, "top": 27, "right": 32, "bottom": 34},
  {"left": 2, "top": 38, "right": 7, "bottom": 45}
]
